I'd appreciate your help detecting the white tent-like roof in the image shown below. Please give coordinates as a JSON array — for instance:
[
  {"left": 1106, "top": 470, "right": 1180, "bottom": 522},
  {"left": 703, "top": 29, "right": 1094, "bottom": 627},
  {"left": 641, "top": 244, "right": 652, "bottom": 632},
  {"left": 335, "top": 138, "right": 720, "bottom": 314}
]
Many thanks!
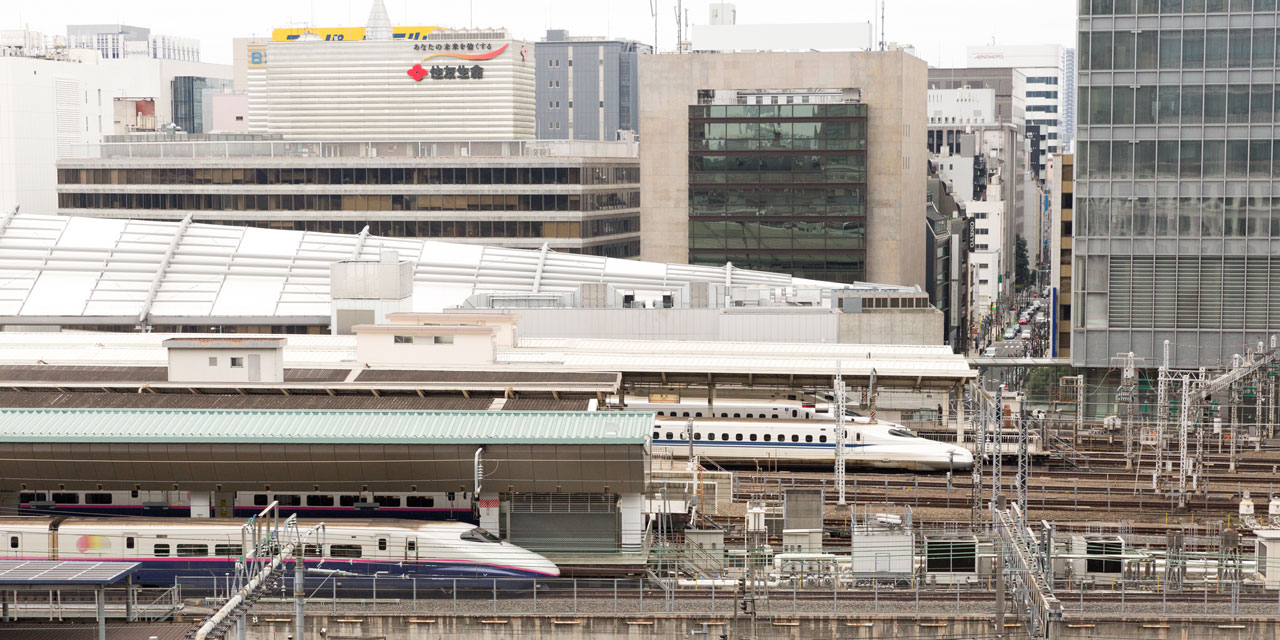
[{"left": 0, "top": 213, "right": 915, "bottom": 327}]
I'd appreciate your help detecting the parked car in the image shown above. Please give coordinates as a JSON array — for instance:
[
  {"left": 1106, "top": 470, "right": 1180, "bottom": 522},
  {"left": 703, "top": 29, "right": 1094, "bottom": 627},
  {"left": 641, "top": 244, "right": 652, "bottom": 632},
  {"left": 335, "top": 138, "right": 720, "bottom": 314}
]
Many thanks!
[{"left": 982, "top": 347, "right": 997, "bottom": 357}]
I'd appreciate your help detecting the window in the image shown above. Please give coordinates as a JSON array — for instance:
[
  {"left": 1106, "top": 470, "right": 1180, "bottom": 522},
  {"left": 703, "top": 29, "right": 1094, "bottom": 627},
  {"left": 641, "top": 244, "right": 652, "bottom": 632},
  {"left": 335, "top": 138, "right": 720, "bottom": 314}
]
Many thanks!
[
  {"left": 407, "top": 540, "right": 417, "bottom": 552},
  {"left": 665, "top": 432, "right": 674, "bottom": 440},
  {"left": 301, "top": 544, "right": 322, "bottom": 557},
  {"left": 694, "top": 433, "right": 702, "bottom": 440},
  {"left": 330, "top": 545, "right": 363, "bottom": 558},
  {"left": 721, "top": 433, "right": 729, "bottom": 440},
  {"left": 85, "top": 493, "right": 112, "bottom": 505},
  {"left": 763, "top": 434, "right": 771, "bottom": 442},
  {"left": 275, "top": 494, "right": 301, "bottom": 507},
  {"left": 378, "top": 538, "right": 388, "bottom": 551},
  {"left": 375, "top": 495, "right": 402, "bottom": 507},
  {"left": 460, "top": 528, "right": 503, "bottom": 543},
  {"left": 791, "top": 435, "right": 799, "bottom": 442},
  {"left": 8, "top": 536, "right": 16, "bottom": 549},
  {"left": 126, "top": 537, "right": 134, "bottom": 549},
  {"left": 230, "top": 357, "right": 244, "bottom": 368},
  {"left": 735, "top": 433, "right": 743, "bottom": 441},
  {"left": 805, "top": 435, "right": 813, "bottom": 443},
  {"left": 819, "top": 435, "right": 828, "bottom": 443},
  {"left": 889, "top": 428, "right": 919, "bottom": 438},
  {"left": 394, "top": 335, "right": 413, "bottom": 344},
  {"left": 253, "top": 494, "right": 268, "bottom": 506},
  {"left": 706, "top": 433, "right": 715, "bottom": 441},
  {"left": 153, "top": 544, "right": 170, "bottom": 557},
  {"left": 208, "top": 357, "right": 217, "bottom": 366},
  {"left": 749, "top": 434, "right": 758, "bottom": 441},
  {"left": 652, "top": 431, "right": 659, "bottom": 439},
  {"left": 339, "top": 495, "right": 358, "bottom": 506},
  {"left": 406, "top": 496, "right": 435, "bottom": 508},
  {"left": 51, "top": 493, "right": 79, "bottom": 504},
  {"left": 176, "top": 544, "right": 208, "bottom": 557},
  {"left": 433, "top": 336, "right": 454, "bottom": 344},
  {"left": 306, "top": 495, "right": 334, "bottom": 507},
  {"left": 215, "top": 544, "right": 242, "bottom": 556}
]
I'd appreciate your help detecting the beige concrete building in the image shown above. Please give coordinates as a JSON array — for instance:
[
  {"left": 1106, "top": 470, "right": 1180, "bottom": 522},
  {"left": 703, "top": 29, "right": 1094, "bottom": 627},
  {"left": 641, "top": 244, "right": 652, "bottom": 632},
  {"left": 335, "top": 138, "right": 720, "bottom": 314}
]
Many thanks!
[{"left": 638, "top": 50, "right": 928, "bottom": 289}]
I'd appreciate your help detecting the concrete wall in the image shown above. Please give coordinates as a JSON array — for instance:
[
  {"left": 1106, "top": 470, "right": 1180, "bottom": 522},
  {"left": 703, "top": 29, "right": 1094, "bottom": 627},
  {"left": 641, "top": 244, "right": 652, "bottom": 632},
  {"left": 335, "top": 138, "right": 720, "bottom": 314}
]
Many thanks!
[
  {"left": 356, "top": 330, "right": 495, "bottom": 366},
  {"left": 638, "top": 50, "right": 929, "bottom": 289},
  {"left": 209, "top": 92, "right": 247, "bottom": 133},
  {"left": 838, "top": 310, "right": 943, "bottom": 345},
  {"left": 167, "top": 347, "right": 284, "bottom": 383}
]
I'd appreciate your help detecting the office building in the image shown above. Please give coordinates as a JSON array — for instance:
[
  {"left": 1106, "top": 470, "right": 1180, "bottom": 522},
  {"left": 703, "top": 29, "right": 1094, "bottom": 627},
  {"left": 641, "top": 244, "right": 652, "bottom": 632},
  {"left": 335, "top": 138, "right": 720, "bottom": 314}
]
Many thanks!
[
  {"left": 640, "top": 50, "right": 928, "bottom": 288},
  {"left": 1062, "top": 47, "right": 1077, "bottom": 151},
  {"left": 67, "top": 24, "right": 200, "bottom": 62},
  {"left": 56, "top": 138, "right": 640, "bottom": 258},
  {"left": 1075, "top": 1, "right": 1280, "bottom": 369},
  {"left": 247, "top": 5, "right": 533, "bottom": 140},
  {"left": 0, "top": 43, "right": 231, "bottom": 216},
  {"left": 967, "top": 44, "right": 1069, "bottom": 181},
  {"left": 925, "top": 174, "right": 971, "bottom": 353},
  {"left": 535, "top": 30, "right": 650, "bottom": 141},
  {"left": 1048, "top": 153, "right": 1073, "bottom": 359},
  {"left": 172, "top": 76, "right": 234, "bottom": 133}
]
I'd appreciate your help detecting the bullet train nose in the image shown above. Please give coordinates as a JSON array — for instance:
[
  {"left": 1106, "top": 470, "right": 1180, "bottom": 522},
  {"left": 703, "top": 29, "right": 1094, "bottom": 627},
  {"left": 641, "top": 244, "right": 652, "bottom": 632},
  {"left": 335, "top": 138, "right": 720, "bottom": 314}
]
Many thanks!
[{"left": 949, "top": 446, "right": 975, "bottom": 469}]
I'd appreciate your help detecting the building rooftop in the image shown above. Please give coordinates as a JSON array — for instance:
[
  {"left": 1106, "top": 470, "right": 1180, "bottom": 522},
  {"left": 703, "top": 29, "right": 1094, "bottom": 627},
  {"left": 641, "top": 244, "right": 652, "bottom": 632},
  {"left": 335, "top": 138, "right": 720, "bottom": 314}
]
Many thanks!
[
  {"left": 0, "top": 561, "right": 140, "bottom": 586},
  {"left": 0, "top": 408, "right": 651, "bottom": 445},
  {"left": 0, "top": 214, "right": 858, "bottom": 327}
]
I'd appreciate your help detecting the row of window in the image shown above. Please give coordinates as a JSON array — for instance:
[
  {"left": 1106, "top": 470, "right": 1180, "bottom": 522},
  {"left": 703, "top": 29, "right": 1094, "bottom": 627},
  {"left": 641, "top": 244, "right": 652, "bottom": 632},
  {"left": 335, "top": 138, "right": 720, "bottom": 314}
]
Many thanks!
[
  {"left": 690, "top": 120, "right": 868, "bottom": 142},
  {"left": 691, "top": 187, "right": 865, "bottom": 212},
  {"left": 253, "top": 493, "right": 447, "bottom": 507},
  {"left": 393, "top": 335, "right": 454, "bottom": 345},
  {"left": 688, "top": 251, "right": 865, "bottom": 285},
  {"left": 655, "top": 430, "right": 836, "bottom": 443},
  {"left": 1082, "top": 84, "right": 1280, "bottom": 125},
  {"left": 1076, "top": 196, "right": 1280, "bottom": 238},
  {"left": 689, "top": 221, "right": 867, "bottom": 251},
  {"left": 1078, "top": 139, "right": 1280, "bottom": 181},
  {"left": 59, "top": 192, "right": 640, "bottom": 213},
  {"left": 691, "top": 139, "right": 867, "bottom": 153},
  {"left": 691, "top": 154, "right": 866, "bottom": 175},
  {"left": 58, "top": 166, "right": 640, "bottom": 187},
  {"left": 1080, "top": 27, "right": 1278, "bottom": 71},
  {"left": 1081, "top": 0, "right": 1277, "bottom": 15},
  {"left": 689, "top": 104, "right": 868, "bottom": 119}
]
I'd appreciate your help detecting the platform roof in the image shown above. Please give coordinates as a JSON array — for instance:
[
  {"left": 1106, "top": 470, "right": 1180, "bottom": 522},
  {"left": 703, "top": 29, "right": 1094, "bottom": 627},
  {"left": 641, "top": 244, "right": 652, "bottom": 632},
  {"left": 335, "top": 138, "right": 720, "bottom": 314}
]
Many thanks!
[
  {"left": 0, "top": 213, "right": 869, "bottom": 325},
  {"left": 0, "top": 408, "right": 650, "bottom": 445},
  {"left": 0, "top": 561, "right": 139, "bottom": 586}
]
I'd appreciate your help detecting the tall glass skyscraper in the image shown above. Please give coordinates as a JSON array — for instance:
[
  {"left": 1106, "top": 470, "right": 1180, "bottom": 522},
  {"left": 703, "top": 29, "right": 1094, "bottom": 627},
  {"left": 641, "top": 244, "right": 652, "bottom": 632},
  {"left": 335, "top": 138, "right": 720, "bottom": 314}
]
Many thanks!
[{"left": 1075, "top": 0, "right": 1280, "bottom": 369}]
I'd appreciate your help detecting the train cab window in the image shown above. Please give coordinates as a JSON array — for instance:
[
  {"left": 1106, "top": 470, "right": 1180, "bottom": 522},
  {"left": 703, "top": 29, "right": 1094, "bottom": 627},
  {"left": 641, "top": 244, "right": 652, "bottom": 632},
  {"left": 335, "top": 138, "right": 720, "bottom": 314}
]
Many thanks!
[
  {"left": 339, "top": 495, "right": 358, "bottom": 507},
  {"left": 51, "top": 493, "right": 79, "bottom": 504},
  {"left": 735, "top": 433, "right": 743, "bottom": 441},
  {"left": 330, "top": 545, "right": 363, "bottom": 558},
  {"left": 763, "top": 434, "right": 771, "bottom": 442},
  {"left": 407, "top": 496, "right": 435, "bottom": 508},
  {"left": 253, "top": 494, "right": 269, "bottom": 506},
  {"left": 306, "top": 495, "right": 334, "bottom": 507},
  {"left": 378, "top": 538, "right": 388, "bottom": 551},
  {"left": 666, "top": 432, "right": 674, "bottom": 440},
  {"left": 275, "top": 494, "right": 301, "bottom": 507},
  {"left": 749, "top": 434, "right": 757, "bottom": 441},
  {"left": 805, "top": 435, "right": 813, "bottom": 443},
  {"left": 888, "top": 428, "right": 918, "bottom": 438},
  {"left": 8, "top": 536, "right": 16, "bottom": 549},
  {"left": 819, "top": 435, "right": 828, "bottom": 443},
  {"left": 375, "top": 496, "right": 401, "bottom": 507},
  {"left": 153, "top": 544, "right": 170, "bottom": 557},
  {"left": 460, "top": 528, "right": 502, "bottom": 543},
  {"left": 85, "top": 493, "right": 112, "bottom": 505},
  {"left": 126, "top": 537, "right": 135, "bottom": 549},
  {"left": 215, "top": 544, "right": 242, "bottom": 557},
  {"left": 177, "top": 544, "right": 208, "bottom": 557}
]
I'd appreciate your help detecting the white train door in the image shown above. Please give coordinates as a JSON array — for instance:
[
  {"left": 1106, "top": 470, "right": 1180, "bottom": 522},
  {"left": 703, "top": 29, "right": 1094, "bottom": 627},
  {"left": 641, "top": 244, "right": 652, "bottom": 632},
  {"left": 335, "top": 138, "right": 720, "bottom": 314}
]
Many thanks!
[
  {"left": 404, "top": 536, "right": 417, "bottom": 562},
  {"left": 190, "top": 492, "right": 211, "bottom": 518},
  {"left": 5, "top": 533, "right": 18, "bottom": 557}
]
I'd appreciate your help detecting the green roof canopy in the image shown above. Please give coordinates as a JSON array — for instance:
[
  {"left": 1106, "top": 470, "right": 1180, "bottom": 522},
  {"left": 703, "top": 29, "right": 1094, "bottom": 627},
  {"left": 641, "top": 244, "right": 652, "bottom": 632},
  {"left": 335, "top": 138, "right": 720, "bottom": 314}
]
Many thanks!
[{"left": 0, "top": 408, "right": 652, "bottom": 445}]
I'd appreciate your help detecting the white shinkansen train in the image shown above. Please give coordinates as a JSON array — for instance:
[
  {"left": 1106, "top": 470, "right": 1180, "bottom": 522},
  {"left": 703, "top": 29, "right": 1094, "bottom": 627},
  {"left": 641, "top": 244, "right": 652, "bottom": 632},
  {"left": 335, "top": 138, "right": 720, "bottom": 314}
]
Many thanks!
[
  {"left": 0, "top": 517, "right": 557, "bottom": 587},
  {"left": 613, "top": 396, "right": 972, "bottom": 472}
]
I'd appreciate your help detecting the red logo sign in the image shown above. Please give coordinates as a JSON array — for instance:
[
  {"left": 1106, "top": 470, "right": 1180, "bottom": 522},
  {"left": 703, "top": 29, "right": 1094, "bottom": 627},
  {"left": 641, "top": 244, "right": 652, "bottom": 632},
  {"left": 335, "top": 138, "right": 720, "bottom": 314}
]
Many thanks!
[{"left": 406, "top": 64, "right": 427, "bottom": 81}]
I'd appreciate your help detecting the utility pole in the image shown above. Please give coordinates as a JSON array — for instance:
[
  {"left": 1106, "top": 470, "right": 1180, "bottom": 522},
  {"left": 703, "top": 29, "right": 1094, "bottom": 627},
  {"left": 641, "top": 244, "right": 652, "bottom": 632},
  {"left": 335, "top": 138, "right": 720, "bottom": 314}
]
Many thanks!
[
  {"left": 1116, "top": 352, "right": 1137, "bottom": 470},
  {"left": 971, "top": 384, "right": 986, "bottom": 525},
  {"left": 1177, "top": 375, "right": 1191, "bottom": 511},
  {"left": 1016, "top": 409, "right": 1029, "bottom": 526},
  {"left": 1155, "top": 340, "right": 1170, "bottom": 491}
]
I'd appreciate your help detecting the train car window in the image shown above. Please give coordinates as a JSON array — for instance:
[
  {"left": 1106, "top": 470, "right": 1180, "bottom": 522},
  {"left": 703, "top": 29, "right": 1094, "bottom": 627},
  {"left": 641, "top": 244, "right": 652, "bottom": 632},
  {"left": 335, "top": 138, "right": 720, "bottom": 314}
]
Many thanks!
[
  {"left": 749, "top": 434, "right": 757, "bottom": 441},
  {"left": 772, "top": 414, "right": 779, "bottom": 419},
  {"left": 130, "top": 490, "right": 139, "bottom": 498},
  {"left": 888, "top": 428, "right": 918, "bottom": 438},
  {"left": 306, "top": 495, "right": 334, "bottom": 507},
  {"left": 792, "top": 410, "right": 798, "bottom": 418},
  {"left": 51, "top": 493, "right": 79, "bottom": 504},
  {"left": 722, "top": 433, "right": 729, "bottom": 440},
  {"left": 652, "top": 431, "right": 659, "bottom": 439},
  {"left": 126, "top": 537, "right": 135, "bottom": 549},
  {"left": 733, "top": 413, "right": 740, "bottom": 418},
  {"left": 215, "top": 544, "right": 242, "bottom": 557},
  {"left": 696, "top": 412, "right": 703, "bottom": 417},
  {"left": 177, "top": 544, "right": 208, "bottom": 557},
  {"left": 694, "top": 433, "right": 701, "bottom": 440},
  {"left": 805, "top": 435, "right": 813, "bottom": 443},
  {"left": 819, "top": 435, "right": 828, "bottom": 443},
  {"left": 8, "top": 536, "right": 16, "bottom": 549},
  {"left": 447, "top": 492, "right": 456, "bottom": 501},
  {"left": 153, "top": 544, "right": 170, "bottom": 557},
  {"left": 706, "top": 433, "right": 714, "bottom": 441},
  {"left": 339, "top": 495, "right": 358, "bottom": 506},
  {"left": 275, "top": 494, "right": 301, "bottom": 507},
  {"left": 375, "top": 496, "right": 402, "bottom": 507},
  {"left": 85, "top": 493, "right": 112, "bottom": 505},
  {"left": 253, "top": 494, "right": 269, "bottom": 506},
  {"left": 18, "top": 492, "right": 36, "bottom": 503},
  {"left": 407, "top": 540, "right": 417, "bottom": 552},
  {"left": 763, "top": 434, "right": 771, "bottom": 442},
  {"left": 746, "top": 413, "right": 754, "bottom": 418},
  {"left": 665, "top": 432, "right": 674, "bottom": 440},
  {"left": 407, "top": 496, "right": 436, "bottom": 508},
  {"left": 460, "top": 528, "right": 502, "bottom": 543},
  {"left": 378, "top": 538, "right": 388, "bottom": 551},
  {"left": 302, "top": 544, "right": 322, "bottom": 557},
  {"left": 682, "top": 412, "right": 690, "bottom": 417},
  {"left": 791, "top": 435, "right": 799, "bottom": 442},
  {"left": 330, "top": 545, "right": 363, "bottom": 558},
  {"left": 856, "top": 433, "right": 862, "bottom": 442},
  {"left": 735, "top": 433, "right": 743, "bottom": 441}
]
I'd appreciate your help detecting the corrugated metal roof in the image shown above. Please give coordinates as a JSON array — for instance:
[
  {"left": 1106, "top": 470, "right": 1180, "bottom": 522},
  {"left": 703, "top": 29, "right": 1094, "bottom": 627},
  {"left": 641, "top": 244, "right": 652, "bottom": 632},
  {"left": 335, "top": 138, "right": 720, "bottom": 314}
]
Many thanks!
[
  {"left": 0, "top": 391, "right": 496, "bottom": 411},
  {"left": 0, "top": 408, "right": 651, "bottom": 444},
  {"left": 0, "top": 561, "right": 139, "bottom": 585}
]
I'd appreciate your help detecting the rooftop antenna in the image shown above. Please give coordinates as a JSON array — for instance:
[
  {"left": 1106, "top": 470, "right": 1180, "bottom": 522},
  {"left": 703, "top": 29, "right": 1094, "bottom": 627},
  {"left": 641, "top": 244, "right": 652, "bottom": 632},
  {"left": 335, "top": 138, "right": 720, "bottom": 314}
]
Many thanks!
[
  {"left": 878, "top": 0, "right": 886, "bottom": 51},
  {"left": 672, "top": 0, "right": 683, "bottom": 52},
  {"left": 649, "top": 0, "right": 658, "bottom": 52}
]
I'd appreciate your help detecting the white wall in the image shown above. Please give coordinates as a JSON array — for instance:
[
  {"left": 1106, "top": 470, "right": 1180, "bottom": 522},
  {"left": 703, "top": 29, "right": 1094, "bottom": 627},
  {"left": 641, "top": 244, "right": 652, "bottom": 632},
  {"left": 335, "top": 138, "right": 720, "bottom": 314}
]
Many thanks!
[
  {"left": 356, "top": 331, "right": 496, "bottom": 366},
  {"left": 167, "top": 348, "right": 284, "bottom": 383}
]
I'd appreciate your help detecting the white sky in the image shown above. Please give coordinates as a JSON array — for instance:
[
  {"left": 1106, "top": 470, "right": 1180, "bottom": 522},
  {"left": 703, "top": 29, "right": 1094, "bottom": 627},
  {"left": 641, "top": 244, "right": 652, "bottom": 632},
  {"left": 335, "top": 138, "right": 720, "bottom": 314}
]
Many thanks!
[{"left": 8, "top": 0, "right": 1076, "bottom": 67}]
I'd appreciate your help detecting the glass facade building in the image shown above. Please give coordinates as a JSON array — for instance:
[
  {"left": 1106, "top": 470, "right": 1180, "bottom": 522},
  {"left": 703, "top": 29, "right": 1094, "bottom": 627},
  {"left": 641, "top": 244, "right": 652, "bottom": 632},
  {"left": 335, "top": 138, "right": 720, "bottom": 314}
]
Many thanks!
[
  {"left": 686, "top": 103, "right": 870, "bottom": 283},
  {"left": 1075, "top": 0, "right": 1280, "bottom": 368}
]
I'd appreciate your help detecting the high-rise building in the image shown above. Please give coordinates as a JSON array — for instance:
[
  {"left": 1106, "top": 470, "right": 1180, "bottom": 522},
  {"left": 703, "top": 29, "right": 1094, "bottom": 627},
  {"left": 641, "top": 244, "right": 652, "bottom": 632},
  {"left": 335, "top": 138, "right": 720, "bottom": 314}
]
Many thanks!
[
  {"left": 1048, "top": 153, "right": 1074, "bottom": 359},
  {"left": 67, "top": 24, "right": 200, "bottom": 62},
  {"left": 640, "top": 50, "right": 928, "bottom": 288},
  {"left": 171, "top": 76, "right": 233, "bottom": 133},
  {"left": 966, "top": 44, "right": 1068, "bottom": 183},
  {"left": 1062, "top": 48, "right": 1077, "bottom": 151},
  {"left": 1075, "top": 1, "right": 1279, "bottom": 369},
  {"left": 535, "top": 30, "right": 651, "bottom": 141}
]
